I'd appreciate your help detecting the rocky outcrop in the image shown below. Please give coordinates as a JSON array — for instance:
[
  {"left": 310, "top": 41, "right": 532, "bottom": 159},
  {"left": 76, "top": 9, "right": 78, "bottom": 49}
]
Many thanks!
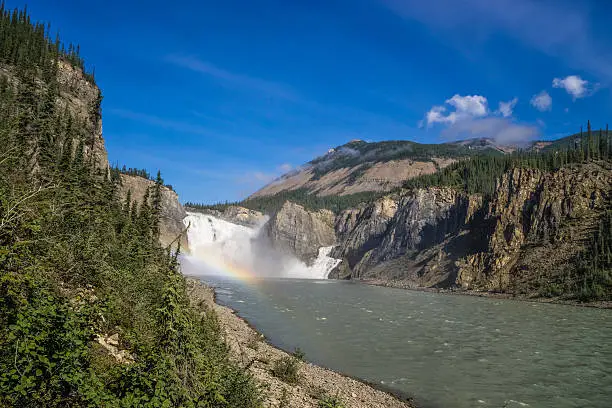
[
  {"left": 0, "top": 61, "right": 108, "bottom": 172},
  {"left": 331, "top": 188, "right": 481, "bottom": 285},
  {"left": 55, "top": 60, "right": 108, "bottom": 171},
  {"left": 263, "top": 201, "right": 336, "bottom": 265},
  {"left": 119, "top": 174, "right": 187, "bottom": 248},
  {"left": 332, "top": 196, "right": 400, "bottom": 273},
  {"left": 456, "top": 162, "right": 611, "bottom": 293}
]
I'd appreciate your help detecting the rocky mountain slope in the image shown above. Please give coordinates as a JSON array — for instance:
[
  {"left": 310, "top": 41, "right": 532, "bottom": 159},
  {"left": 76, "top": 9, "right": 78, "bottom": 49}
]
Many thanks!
[
  {"left": 250, "top": 139, "right": 502, "bottom": 198},
  {"left": 259, "top": 157, "right": 611, "bottom": 300}
]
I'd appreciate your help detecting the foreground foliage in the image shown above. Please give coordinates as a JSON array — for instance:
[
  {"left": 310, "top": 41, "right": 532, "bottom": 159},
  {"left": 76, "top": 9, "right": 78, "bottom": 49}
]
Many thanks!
[
  {"left": 0, "top": 5, "right": 261, "bottom": 407},
  {"left": 318, "top": 394, "right": 345, "bottom": 408}
]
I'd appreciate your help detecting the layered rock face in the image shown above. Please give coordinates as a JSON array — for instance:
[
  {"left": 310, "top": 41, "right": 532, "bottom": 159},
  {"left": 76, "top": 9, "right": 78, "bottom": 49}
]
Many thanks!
[
  {"left": 263, "top": 162, "right": 611, "bottom": 297},
  {"left": 331, "top": 188, "right": 480, "bottom": 285},
  {"left": 456, "top": 162, "right": 611, "bottom": 292},
  {"left": 263, "top": 201, "right": 336, "bottom": 265},
  {"left": 327, "top": 162, "right": 610, "bottom": 294},
  {"left": 119, "top": 174, "right": 187, "bottom": 248}
]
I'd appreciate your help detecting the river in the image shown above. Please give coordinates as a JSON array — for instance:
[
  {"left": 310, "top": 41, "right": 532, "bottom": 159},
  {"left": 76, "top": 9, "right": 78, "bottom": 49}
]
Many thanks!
[{"left": 198, "top": 276, "right": 612, "bottom": 408}]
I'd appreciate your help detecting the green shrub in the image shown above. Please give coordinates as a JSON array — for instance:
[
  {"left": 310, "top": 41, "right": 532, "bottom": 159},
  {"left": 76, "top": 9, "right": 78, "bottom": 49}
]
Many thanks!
[
  {"left": 272, "top": 356, "right": 300, "bottom": 384},
  {"left": 318, "top": 393, "right": 345, "bottom": 408},
  {"left": 278, "top": 387, "right": 290, "bottom": 408}
]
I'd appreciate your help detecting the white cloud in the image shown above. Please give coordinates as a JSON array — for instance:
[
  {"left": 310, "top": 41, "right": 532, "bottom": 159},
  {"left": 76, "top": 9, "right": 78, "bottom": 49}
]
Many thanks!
[
  {"left": 552, "top": 75, "right": 589, "bottom": 99},
  {"left": 530, "top": 91, "right": 552, "bottom": 111},
  {"left": 166, "top": 54, "right": 298, "bottom": 100},
  {"left": 498, "top": 98, "right": 518, "bottom": 117},
  {"left": 425, "top": 94, "right": 488, "bottom": 126},
  {"left": 441, "top": 117, "right": 540, "bottom": 145},
  {"left": 426, "top": 105, "right": 454, "bottom": 126},
  {"left": 424, "top": 94, "right": 538, "bottom": 144},
  {"left": 277, "top": 163, "right": 293, "bottom": 173},
  {"left": 447, "top": 94, "right": 488, "bottom": 116}
]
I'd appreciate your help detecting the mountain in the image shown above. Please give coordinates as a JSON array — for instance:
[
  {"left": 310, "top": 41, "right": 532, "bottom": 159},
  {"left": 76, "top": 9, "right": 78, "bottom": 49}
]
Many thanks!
[
  {"left": 250, "top": 133, "right": 612, "bottom": 205},
  {"left": 250, "top": 138, "right": 505, "bottom": 199},
  {"left": 256, "top": 130, "right": 612, "bottom": 302}
]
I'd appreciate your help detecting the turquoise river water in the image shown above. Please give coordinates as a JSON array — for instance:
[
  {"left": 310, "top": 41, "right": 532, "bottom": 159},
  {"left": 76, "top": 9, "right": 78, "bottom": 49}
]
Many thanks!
[{"left": 199, "top": 277, "right": 611, "bottom": 408}]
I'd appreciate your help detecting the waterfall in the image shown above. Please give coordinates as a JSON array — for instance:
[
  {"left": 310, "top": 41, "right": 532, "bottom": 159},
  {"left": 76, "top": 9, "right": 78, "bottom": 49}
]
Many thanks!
[{"left": 182, "top": 212, "right": 341, "bottom": 280}]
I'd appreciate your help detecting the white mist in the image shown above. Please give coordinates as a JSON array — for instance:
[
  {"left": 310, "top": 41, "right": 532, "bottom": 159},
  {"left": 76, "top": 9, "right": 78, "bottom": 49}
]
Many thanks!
[{"left": 182, "top": 212, "right": 340, "bottom": 280}]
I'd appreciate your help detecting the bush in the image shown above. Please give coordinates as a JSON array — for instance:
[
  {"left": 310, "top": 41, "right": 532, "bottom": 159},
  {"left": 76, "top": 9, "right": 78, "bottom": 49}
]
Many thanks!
[
  {"left": 272, "top": 356, "right": 300, "bottom": 384},
  {"left": 318, "top": 393, "right": 345, "bottom": 408},
  {"left": 292, "top": 347, "right": 305, "bottom": 360}
]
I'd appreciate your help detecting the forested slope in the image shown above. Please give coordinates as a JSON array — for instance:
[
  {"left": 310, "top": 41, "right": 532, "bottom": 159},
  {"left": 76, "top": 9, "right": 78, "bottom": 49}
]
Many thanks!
[{"left": 0, "top": 5, "right": 260, "bottom": 406}]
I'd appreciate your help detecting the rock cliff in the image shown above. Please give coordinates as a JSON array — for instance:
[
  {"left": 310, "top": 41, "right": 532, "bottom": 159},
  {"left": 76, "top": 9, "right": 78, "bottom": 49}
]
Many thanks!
[
  {"left": 331, "top": 188, "right": 481, "bottom": 285},
  {"left": 263, "top": 201, "right": 336, "bottom": 265},
  {"left": 456, "top": 162, "right": 611, "bottom": 294},
  {"left": 55, "top": 60, "right": 108, "bottom": 171},
  {"left": 0, "top": 60, "right": 108, "bottom": 172},
  {"left": 119, "top": 174, "right": 187, "bottom": 248},
  {"left": 327, "top": 162, "right": 611, "bottom": 297},
  {"left": 261, "top": 160, "right": 610, "bottom": 299}
]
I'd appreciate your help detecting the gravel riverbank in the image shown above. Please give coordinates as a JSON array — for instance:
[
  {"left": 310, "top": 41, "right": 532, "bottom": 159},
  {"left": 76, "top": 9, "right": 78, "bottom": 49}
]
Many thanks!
[{"left": 185, "top": 278, "right": 416, "bottom": 408}]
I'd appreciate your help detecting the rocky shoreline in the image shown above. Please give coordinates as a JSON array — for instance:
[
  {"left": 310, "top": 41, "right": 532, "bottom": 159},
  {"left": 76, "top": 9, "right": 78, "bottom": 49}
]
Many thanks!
[
  {"left": 185, "top": 278, "right": 416, "bottom": 408},
  {"left": 362, "top": 279, "right": 612, "bottom": 309}
]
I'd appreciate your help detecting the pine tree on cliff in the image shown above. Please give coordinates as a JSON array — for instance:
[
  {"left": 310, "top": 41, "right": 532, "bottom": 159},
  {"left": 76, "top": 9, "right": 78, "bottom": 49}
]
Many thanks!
[
  {"left": 152, "top": 170, "right": 163, "bottom": 239},
  {"left": 605, "top": 126, "right": 611, "bottom": 159},
  {"left": 586, "top": 120, "right": 592, "bottom": 161}
]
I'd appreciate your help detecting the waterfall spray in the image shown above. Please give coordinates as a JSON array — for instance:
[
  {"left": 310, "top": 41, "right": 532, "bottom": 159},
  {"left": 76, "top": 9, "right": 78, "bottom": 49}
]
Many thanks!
[{"left": 182, "top": 212, "right": 340, "bottom": 280}]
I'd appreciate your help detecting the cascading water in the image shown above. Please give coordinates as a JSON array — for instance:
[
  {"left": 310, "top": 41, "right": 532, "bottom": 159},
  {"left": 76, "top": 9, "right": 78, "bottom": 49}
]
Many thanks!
[
  {"left": 184, "top": 211, "right": 259, "bottom": 268},
  {"left": 182, "top": 212, "right": 341, "bottom": 280}
]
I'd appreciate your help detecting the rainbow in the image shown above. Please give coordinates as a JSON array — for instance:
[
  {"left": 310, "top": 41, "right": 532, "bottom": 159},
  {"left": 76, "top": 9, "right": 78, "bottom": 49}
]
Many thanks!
[{"left": 184, "top": 249, "right": 260, "bottom": 283}]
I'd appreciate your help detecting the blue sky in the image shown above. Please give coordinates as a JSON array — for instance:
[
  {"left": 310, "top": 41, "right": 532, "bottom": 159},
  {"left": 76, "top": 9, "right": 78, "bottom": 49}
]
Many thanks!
[{"left": 9, "top": 0, "right": 612, "bottom": 202}]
